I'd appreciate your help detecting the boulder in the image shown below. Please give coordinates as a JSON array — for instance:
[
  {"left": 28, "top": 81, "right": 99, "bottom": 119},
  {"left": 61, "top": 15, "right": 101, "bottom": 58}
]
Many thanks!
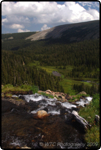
[
  {"left": 21, "top": 146, "right": 31, "bottom": 149},
  {"left": 71, "top": 110, "right": 91, "bottom": 131},
  {"left": 36, "top": 110, "right": 49, "bottom": 119},
  {"left": 77, "top": 91, "right": 87, "bottom": 95},
  {"left": 45, "top": 89, "right": 52, "bottom": 94}
]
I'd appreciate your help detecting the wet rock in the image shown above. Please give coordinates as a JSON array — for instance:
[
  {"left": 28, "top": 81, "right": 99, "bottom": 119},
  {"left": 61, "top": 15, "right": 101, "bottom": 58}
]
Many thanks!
[
  {"left": 36, "top": 110, "right": 49, "bottom": 119},
  {"left": 2, "top": 99, "right": 86, "bottom": 149}
]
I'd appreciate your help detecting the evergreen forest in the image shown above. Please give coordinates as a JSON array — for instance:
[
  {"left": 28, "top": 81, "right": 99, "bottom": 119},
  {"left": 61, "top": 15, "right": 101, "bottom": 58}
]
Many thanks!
[{"left": 2, "top": 24, "right": 99, "bottom": 95}]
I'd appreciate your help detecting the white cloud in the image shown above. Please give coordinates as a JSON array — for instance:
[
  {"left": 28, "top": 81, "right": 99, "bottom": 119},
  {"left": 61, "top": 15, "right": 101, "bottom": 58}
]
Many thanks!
[
  {"left": 2, "top": 2, "right": 99, "bottom": 32},
  {"left": 41, "top": 24, "right": 50, "bottom": 31},
  {"left": 17, "top": 28, "right": 30, "bottom": 33},
  {"left": 9, "top": 24, "right": 24, "bottom": 29}
]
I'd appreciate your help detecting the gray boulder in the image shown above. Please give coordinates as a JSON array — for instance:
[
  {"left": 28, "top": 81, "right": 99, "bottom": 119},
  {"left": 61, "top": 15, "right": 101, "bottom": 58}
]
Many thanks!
[{"left": 71, "top": 111, "right": 91, "bottom": 130}]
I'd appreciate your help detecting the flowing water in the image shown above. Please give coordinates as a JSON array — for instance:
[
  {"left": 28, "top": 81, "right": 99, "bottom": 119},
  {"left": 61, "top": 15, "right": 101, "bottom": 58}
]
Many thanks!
[{"left": 2, "top": 94, "right": 93, "bottom": 149}]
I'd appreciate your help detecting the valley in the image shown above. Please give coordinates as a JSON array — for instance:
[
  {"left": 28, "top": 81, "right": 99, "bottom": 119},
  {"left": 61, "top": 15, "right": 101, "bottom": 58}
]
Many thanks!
[{"left": 1, "top": 20, "right": 100, "bottom": 149}]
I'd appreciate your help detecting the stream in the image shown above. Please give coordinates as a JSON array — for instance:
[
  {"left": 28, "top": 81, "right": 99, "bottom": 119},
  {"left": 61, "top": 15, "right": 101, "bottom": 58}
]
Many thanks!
[{"left": 2, "top": 94, "right": 93, "bottom": 149}]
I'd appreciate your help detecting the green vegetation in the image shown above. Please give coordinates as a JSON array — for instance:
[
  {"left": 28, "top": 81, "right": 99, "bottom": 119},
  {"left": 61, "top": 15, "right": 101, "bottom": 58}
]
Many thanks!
[
  {"left": 79, "top": 94, "right": 100, "bottom": 148},
  {"left": 2, "top": 84, "right": 31, "bottom": 93},
  {"left": 38, "top": 92, "right": 54, "bottom": 99},
  {"left": 30, "top": 85, "right": 39, "bottom": 94},
  {"left": 69, "top": 93, "right": 90, "bottom": 102},
  {"left": 73, "top": 82, "right": 99, "bottom": 96},
  {"left": 2, "top": 24, "right": 100, "bottom": 147}
]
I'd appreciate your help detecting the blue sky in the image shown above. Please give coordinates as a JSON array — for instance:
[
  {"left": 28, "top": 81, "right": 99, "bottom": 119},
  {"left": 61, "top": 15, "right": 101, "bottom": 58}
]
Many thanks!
[{"left": 2, "top": 1, "right": 100, "bottom": 34}]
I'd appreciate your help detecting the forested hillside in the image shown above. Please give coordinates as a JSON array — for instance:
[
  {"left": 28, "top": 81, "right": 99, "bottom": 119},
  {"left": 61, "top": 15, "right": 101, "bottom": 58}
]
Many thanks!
[
  {"left": 2, "top": 50, "right": 64, "bottom": 92},
  {"left": 2, "top": 21, "right": 99, "bottom": 94}
]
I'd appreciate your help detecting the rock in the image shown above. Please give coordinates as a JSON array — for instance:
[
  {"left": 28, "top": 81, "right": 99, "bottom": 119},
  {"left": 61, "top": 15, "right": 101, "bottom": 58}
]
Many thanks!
[
  {"left": 95, "top": 115, "right": 100, "bottom": 125},
  {"left": 36, "top": 110, "right": 49, "bottom": 119},
  {"left": 54, "top": 97, "right": 57, "bottom": 100},
  {"left": 72, "top": 110, "right": 78, "bottom": 116},
  {"left": 52, "top": 71, "right": 61, "bottom": 77},
  {"left": 71, "top": 110, "right": 91, "bottom": 131},
  {"left": 8, "top": 36, "right": 14, "bottom": 40},
  {"left": 77, "top": 91, "right": 87, "bottom": 95},
  {"left": 65, "top": 95, "right": 73, "bottom": 100},
  {"left": 21, "top": 146, "right": 31, "bottom": 149},
  {"left": 46, "top": 89, "right": 52, "bottom": 94}
]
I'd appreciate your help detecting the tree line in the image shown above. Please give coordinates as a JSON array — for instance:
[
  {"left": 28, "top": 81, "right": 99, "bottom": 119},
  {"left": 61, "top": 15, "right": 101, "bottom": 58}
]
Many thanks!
[{"left": 2, "top": 50, "right": 64, "bottom": 92}]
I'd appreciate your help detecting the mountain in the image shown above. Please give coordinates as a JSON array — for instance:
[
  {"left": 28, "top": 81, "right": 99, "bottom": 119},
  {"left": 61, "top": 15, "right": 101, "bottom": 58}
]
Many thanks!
[
  {"left": 2, "top": 20, "right": 99, "bottom": 95},
  {"left": 26, "top": 20, "right": 99, "bottom": 43}
]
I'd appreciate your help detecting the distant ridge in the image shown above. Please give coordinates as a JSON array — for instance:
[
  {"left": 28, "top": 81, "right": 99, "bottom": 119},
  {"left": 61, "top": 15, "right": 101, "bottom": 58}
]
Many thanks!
[{"left": 26, "top": 20, "right": 99, "bottom": 43}]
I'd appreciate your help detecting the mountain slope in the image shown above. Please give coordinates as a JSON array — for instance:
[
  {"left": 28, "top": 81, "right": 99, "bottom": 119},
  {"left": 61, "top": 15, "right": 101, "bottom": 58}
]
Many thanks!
[{"left": 26, "top": 20, "right": 99, "bottom": 43}]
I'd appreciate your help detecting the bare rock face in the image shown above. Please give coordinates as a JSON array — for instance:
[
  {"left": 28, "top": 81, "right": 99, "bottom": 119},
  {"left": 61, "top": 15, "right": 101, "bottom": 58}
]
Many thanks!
[
  {"left": 8, "top": 36, "right": 14, "bottom": 40},
  {"left": 36, "top": 110, "right": 49, "bottom": 119},
  {"left": 25, "top": 20, "right": 99, "bottom": 42}
]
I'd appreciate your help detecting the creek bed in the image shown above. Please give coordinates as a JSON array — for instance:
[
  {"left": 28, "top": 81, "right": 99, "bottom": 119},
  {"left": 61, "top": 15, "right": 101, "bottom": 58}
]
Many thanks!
[{"left": 2, "top": 94, "right": 92, "bottom": 149}]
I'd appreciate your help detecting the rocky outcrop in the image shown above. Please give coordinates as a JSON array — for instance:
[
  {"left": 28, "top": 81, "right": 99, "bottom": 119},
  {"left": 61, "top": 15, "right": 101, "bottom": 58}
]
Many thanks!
[
  {"left": 1, "top": 91, "right": 96, "bottom": 149},
  {"left": 44, "top": 89, "right": 68, "bottom": 102},
  {"left": 25, "top": 20, "right": 99, "bottom": 42},
  {"left": 71, "top": 111, "right": 91, "bottom": 131},
  {"left": 39, "top": 90, "right": 88, "bottom": 103},
  {"left": 8, "top": 36, "right": 14, "bottom": 40}
]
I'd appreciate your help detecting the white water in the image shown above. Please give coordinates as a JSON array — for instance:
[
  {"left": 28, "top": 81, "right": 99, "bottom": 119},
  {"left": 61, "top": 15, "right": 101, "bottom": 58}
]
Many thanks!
[
  {"left": 10, "top": 137, "right": 21, "bottom": 146},
  {"left": 61, "top": 102, "right": 77, "bottom": 109},
  {"left": 76, "top": 96, "right": 93, "bottom": 107},
  {"left": 12, "top": 94, "right": 92, "bottom": 115}
]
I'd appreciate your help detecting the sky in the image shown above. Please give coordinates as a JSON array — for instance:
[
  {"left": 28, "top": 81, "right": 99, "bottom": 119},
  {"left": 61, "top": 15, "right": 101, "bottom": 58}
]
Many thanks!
[{"left": 2, "top": 1, "right": 100, "bottom": 34}]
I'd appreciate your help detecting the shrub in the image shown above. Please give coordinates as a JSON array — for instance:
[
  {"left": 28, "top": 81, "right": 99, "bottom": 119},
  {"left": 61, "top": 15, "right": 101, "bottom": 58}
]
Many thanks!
[{"left": 30, "top": 85, "right": 39, "bottom": 94}]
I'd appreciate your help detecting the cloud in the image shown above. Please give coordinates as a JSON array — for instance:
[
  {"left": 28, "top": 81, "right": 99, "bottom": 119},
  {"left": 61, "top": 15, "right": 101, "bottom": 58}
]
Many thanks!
[
  {"left": 17, "top": 28, "right": 30, "bottom": 33},
  {"left": 2, "top": 2, "right": 99, "bottom": 32},
  {"left": 9, "top": 24, "right": 24, "bottom": 29},
  {"left": 41, "top": 24, "right": 50, "bottom": 31}
]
